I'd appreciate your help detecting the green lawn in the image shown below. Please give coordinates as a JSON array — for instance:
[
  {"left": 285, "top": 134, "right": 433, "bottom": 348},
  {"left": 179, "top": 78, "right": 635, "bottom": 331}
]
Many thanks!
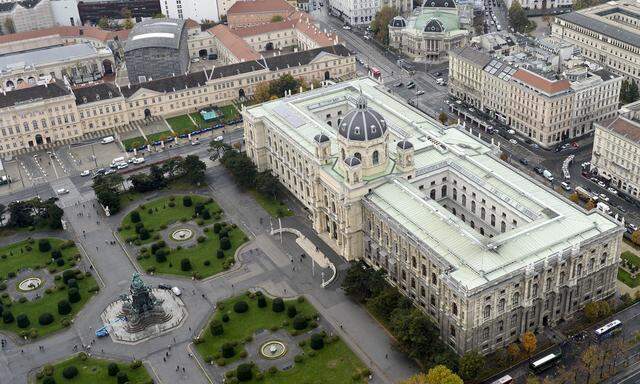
[
  {"left": 137, "top": 223, "right": 246, "bottom": 278},
  {"left": 622, "top": 251, "right": 640, "bottom": 268},
  {"left": 618, "top": 268, "right": 639, "bottom": 288},
  {"left": 146, "top": 130, "right": 174, "bottom": 143},
  {"left": 167, "top": 115, "right": 196, "bottom": 135},
  {"left": 0, "top": 238, "right": 78, "bottom": 279},
  {"left": 243, "top": 339, "right": 368, "bottom": 384},
  {"left": 220, "top": 105, "right": 240, "bottom": 122},
  {"left": 122, "top": 136, "right": 147, "bottom": 151},
  {"left": 190, "top": 112, "right": 207, "bottom": 128},
  {"left": 36, "top": 354, "right": 152, "bottom": 384},
  {"left": 195, "top": 294, "right": 316, "bottom": 362},
  {"left": 119, "top": 195, "right": 221, "bottom": 244},
  {"left": 250, "top": 191, "right": 292, "bottom": 218}
]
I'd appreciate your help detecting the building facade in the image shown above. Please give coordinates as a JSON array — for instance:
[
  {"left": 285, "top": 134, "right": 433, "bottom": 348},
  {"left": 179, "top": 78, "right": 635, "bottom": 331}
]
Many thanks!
[
  {"left": 162, "top": 0, "right": 220, "bottom": 23},
  {"left": 503, "top": 0, "right": 571, "bottom": 11},
  {"left": 388, "top": 0, "right": 470, "bottom": 63},
  {"left": 226, "top": 0, "right": 295, "bottom": 28},
  {"left": 124, "top": 18, "right": 189, "bottom": 84},
  {"left": 0, "top": 0, "right": 55, "bottom": 34},
  {"left": 0, "top": 44, "right": 355, "bottom": 156},
  {"left": 591, "top": 101, "right": 640, "bottom": 202},
  {"left": 552, "top": 1, "right": 640, "bottom": 84},
  {"left": 243, "top": 77, "right": 623, "bottom": 355},
  {"left": 77, "top": 0, "right": 161, "bottom": 23},
  {"left": 50, "top": 0, "right": 81, "bottom": 26},
  {"left": 449, "top": 46, "right": 622, "bottom": 148}
]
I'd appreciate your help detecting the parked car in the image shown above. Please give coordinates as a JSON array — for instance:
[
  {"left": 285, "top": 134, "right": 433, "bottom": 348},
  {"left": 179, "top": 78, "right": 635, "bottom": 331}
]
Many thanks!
[
  {"left": 214, "top": 135, "right": 224, "bottom": 142},
  {"left": 342, "top": 25, "right": 351, "bottom": 30},
  {"left": 95, "top": 326, "right": 109, "bottom": 337},
  {"left": 171, "top": 286, "right": 182, "bottom": 296},
  {"left": 158, "top": 284, "right": 172, "bottom": 290},
  {"left": 416, "top": 90, "right": 425, "bottom": 96},
  {"left": 509, "top": 139, "right": 517, "bottom": 144},
  {"left": 518, "top": 158, "right": 529, "bottom": 165},
  {"left": 599, "top": 193, "right": 610, "bottom": 202},
  {"left": 607, "top": 187, "right": 617, "bottom": 195},
  {"left": 534, "top": 166, "right": 544, "bottom": 175},
  {"left": 80, "top": 170, "right": 91, "bottom": 177},
  {"left": 507, "top": 129, "right": 515, "bottom": 134},
  {"left": 56, "top": 188, "right": 69, "bottom": 195},
  {"left": 561, "top": 181, "right": 571, "bottom": 191}
]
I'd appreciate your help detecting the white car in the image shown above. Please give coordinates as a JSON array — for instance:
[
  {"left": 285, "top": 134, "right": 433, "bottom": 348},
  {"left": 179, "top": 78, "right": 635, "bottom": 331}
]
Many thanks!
[
  {"left": 509, "top": 139, "right": 517, "bottom": 144},
  {"left": 561, "top": 182, "right": 571, "bottom": 191},
  {"left": 171, "top": 286, "right": 182, "bottom": 296},
  {"left": 342, "top": 25, "right": 351, "bottom": 30},
  {"left": 416, "top": 90, "right": 425, "bottom": 96},
  {"left": 214, "top": 135, "right": 224, "bottom": 142},
  {"left": 117, "top": 163, "right": 129, "bottom": 170},
  {"left": 80, "top": 170, "right": 91, "bottom": 177},
  {"left": 363, "top": 35, "right": 370, "bottom": 40},
  {"left": 597, "top": 181, "right": 606, "bottom": 188},
  {"left": 191, "top": 57, "right": 200, "bottom": 63},
  {"left": 607, "top": 187, "right": 617, "bottom": 195},
  {"left": 507, "top": 129, "right": 515, "bottom": 134},
  {"left": 56, "top": 188, "right": 69, "bottom": 195},
  {"left": 599, "top": 193, "right": 610, "bottom": 202}
]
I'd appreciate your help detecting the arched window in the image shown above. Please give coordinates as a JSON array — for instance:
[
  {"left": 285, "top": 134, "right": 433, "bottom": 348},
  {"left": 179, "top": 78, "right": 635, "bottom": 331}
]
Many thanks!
[
  {"left": 421, "top": 286, "right": 425, "bottom": 297},
  {"left": 470, "top": 221, "right": 475, "bottom": 229},
  {"left": 452, "top": 302, "right": 458, "bottom": 316},
  {"left": 546, "top": 278, "right": 552, "bottom": 290},
  {"left": 532, "top": 283, "right": 538, "bottom": 297},
  {"left": 461, "top": 214, "right": 466, "bottom": 222},
  {"left": 577, "top": 264, "right": 583, "bottom": 277},
  {"left": 412, "top": 257, "right": 417, "bottom": 268},
  {"left": 483, "top": 305, "right": 491, "bottom": 319},
  {"left": 431, "top": 272, "right": 437, "bottom": 285},
  {"left": 372, "top": 150, "right": 379, "bottom": 165},
  {"left": 491, "top": 214, "right": 496, "bottom": 226},
  {"left": 500, "top": 221, "right": 506, "bottom": 233},
  {"left": 401, "top": 270, "right": 406, "bottom": 280},
  {"left": 341, "top": 148, "right": 345, "bottom": 160},
  {"left": 453, "top": 188, "right": 458, "bottom": 201},
  {"left": 441, "top": 185, "right": 447, "bottom": 197},
  {"left": 471, "top": 201, "right": 476, "bottom": 213},
  {"left": 354, "top": 152, "right": 361, "bottom": 160},
  {"left": 452, "top": 207, "right": 457, "bottom": 215},
  {"left": 411, "top": 278, "right": 416, "bottom": 288},
  {"left": 512, "top": 292, "right": 520, "bottom": 306},
  {"left": 560, "top": 271, "right": 566, "bottom": 284},
  {"left": 480, "top": 227, "right": 485, "bottom": 235},
  {"left": 498, "top": 298, "right": 505, "bottom": 312},
  {"left": 481, "top": 207, "right": 486, "bottom": 220},
  {"left": 430, "top": 189, "right": 436, "bottom": 199},
  {"left": 462, "top": 194, "right": 466, "bottom": 206}
]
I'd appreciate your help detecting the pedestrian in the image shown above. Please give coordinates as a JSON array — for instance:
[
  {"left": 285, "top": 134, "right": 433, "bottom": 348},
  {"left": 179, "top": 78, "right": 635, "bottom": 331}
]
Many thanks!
[
  {"left": 385, "top": 354, "right": 388, "bottom": 359},
  {"left": 182, "top": 367, "right": 185, "bottom": 373},
  {"left": 163, "top": 357, "right": 166, "bottom": 362},
  {"left": 176, "top": 365, "right": 179, "bottom": 372}
]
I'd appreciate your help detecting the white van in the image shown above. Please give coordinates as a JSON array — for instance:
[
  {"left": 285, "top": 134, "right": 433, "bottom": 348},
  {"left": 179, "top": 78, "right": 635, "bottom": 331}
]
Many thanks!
[
  {"left": 111, "top": 157, "right": 125, "bottom": 167},
  {"left": 132, "top": 157, "right": 145, "bottom": 164},
  {"left": 101, "top": 136, "right": 115, "bottom": 144},
  {"left": 543, "top": 170, "right": 554, "bottom": 182},
  {"left": 596, "top": 202, "right": 611, "bottom": 215}
]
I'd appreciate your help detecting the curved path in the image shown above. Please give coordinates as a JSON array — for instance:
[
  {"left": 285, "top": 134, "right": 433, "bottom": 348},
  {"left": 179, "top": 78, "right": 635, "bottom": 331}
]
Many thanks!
[{"left": 0, "top": 165, "right": 418, "bottom": 384}]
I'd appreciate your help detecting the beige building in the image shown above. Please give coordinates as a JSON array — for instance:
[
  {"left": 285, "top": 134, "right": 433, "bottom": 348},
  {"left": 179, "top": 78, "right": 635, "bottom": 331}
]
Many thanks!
[
  {"left": 552, "top": 1, "right": 640, "bottom": 84},
  {"left": 226, "top": 0, "right": 295, "bottom": 28},
  {"left": 591, "top": 100, "right": 640, "bottom": 201},
  {"left": 243, "top": 77, "right": 623, "bottom": 355},
  {"left": 449, "top": 47, "right": 622, "bottom": 148},
  {"left": 0, "top": 44, "right": 355, "bottom": 156},
  {"left": 0, "top": 0, "right": 55, "bottom": 34}
]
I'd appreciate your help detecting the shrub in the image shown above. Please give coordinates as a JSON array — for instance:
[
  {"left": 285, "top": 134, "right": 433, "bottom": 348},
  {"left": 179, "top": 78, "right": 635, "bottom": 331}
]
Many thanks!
[
  {"left": 221, "top": 237, "right": 231, "bottom": 250},
  {"left": 222, "top": 313, "right": 230, "bottom": 322},
  {"left": 62, "top": 269, "right": 76, "bottom": 284},
  {"left": 18, "top": 296, "right": 27, "bottom": 303},
  {"left": 210, "top": 319, "right": 224, "bottom": 335},
  {"left": 234, "top": 301, "right": 249, "bottom": 313},
  {"left": 67, "top": 278, "right": 78, "bottom": 289},
  {"left": 139, "top": 228, "right": 150, "bottom": 240},
  {"left": 236, "top": 363, "right": 253, "bottom": 381},
  {"left": 168, "top": 201, "right": 176, "bottom": 207},
  {"left": 258, "top": 296, "right": 267, "bottom": 308},
  {"left": 38, "top": 239, "right": 51, "bottom": 252},
  {"left": 155, "top": 252, "right": 167, "bottom": 263},
  {"left": 56, "top": 258, "right": 65, "bottom": 267},
  {"left": 181, "top": 258, "right": 192, "bottom": 271},
  {"left": 135, "top": 222, "right": 145, "bottom": 233},
  {"left": 51, "top": 250, "right": 62, "bottom": 259},
  {"left": 294, "top": 354, "right": 304, "bottom": 363},
  {"left": 43, "top": 377, "right": 55, "bottom": 384},
  {"left": 16, "top": 314, "right": 30, "bottom": 329},
  {"left": 62, "top": 366, "right": 78, "bottom": 379},
  {"left": 68, "top": 287, "right": 81, "bottom": 303},
  {"left": 131, "top": 210, "right": 141, "bottom": 223},
  {"left": 213, "top": 223, "right": 222, "bottom": 233},
  {"left": 272, "top": 297, "right": 284, "bottom": 312},
  {"left": 197, "top": 236, "right": 206, "bottom": 243},
  {"left": 202, "top": 210, "right": 211, "bottom": 220},
  {"left": 108, "top": 362, "right": 120, "bottom": 376},
  {"left": 2, "top": 311, "right": 13, "bottom": 323},
  {"left": 297, "top": 296, "right": 305, "bottom": 303},
  {"left": 116, "top": 371, "right": 129, "bottom": 384},
  {"left": 292, "top": 314, "right": 308, "bottom": 330},
  {"left": 287, "top": 305, "right": 297, "bottom": 319},
  {"left": 221, "top": 342, "right": 235, "bottom": 358},
  {"left": 38, "top": 313, "right": 54, "bottom": 326},
  {"left": 183, "top": 196, "right": 193, "bottom": 207},
  {"left": 130, "top": 360, "right": 142, "bottom": 369},
  {"left": 0, "top": 283, "right": 6, "bottom": 291},
  {"left": 204, "top": 260, "right": 211, "bottom": 266},
  {"left": 310, "top": 333, "right": 324, "bottom": 350},
  {"left": 217, "top": 249, "right": 224, "bottom": 259},
  {"left": 268, "top": 366, "right": 278, "bottom": 375}
]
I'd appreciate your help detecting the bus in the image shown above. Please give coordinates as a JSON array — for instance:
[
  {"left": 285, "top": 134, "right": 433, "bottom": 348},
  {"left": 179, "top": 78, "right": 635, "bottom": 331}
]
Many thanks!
[
  {"left": 594, "top": 319, "right": 622, "bottom": 341},
  {"left": 529, "top": 352, "right": 562, "bottom": 374},
  {"left": 370, "top": 67, "right": 381, "bottom": 80},
  {"left": 490, "top": 375, "right": 514, "bottom": 384}
]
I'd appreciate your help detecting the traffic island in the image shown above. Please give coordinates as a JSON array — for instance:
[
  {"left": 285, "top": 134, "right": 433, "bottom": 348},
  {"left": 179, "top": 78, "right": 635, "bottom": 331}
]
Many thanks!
[{"left": 34, "top": 353, "right": 153, "bottom": 384}]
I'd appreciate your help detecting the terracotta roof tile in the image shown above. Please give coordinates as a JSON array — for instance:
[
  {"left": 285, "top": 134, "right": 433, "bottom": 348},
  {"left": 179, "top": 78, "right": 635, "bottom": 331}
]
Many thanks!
[
  {"left": 600, "top": 116, "right": 640, "bottom": 144},
  {"left": 512, "top": 68, "right": 571, "bottom": 95},
  {"left": 0, "top": 26, "right": 124, "bottom": 45},
  {"left": 208, "top": 24, "right": 261, "bottom": 61},
  {"left": 227, "top": 0, "right": 294, "bottom": 14}
]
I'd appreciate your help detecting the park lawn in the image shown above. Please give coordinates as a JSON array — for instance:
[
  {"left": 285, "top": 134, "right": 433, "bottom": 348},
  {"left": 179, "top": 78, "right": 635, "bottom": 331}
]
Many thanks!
[
  {"left": 190, "top": 112, "right": 207, "bottom": 128},
  {"left": 122, "top": 136, "right": 147, "bottom": 151},
  {"left": 0, "top": 238, "right": 79, "bottom": 279},
  {"left": 195, "top": 294, "right": 316, "bottom": 362},
  {"left": 36, "top": 354, "right": 152, "bottom": 384},
  {"left": 167, "top": 115, "right": 196, "bottom": 135},
  {"left": 220, "top": 104, "right": 240, "bottom": 122},
  {"left": 0, "top": 272, "right": 98, "bottom": 338},
  {"left": 138, "top": 224, "right": 246, "bottom": 277},
  {"left": 146, "top": 130, "right": 174, "bottom": 143},
  {"left": 250, "top": 191, "right": 292, "bottom": 218},
  {"left": 245, "top": 339, "right": 368, "bottom": 384},
  {"left": 618, "top": 268, "right": 639, "bottom": 288},
  {"left": 621, "top": 251, "right": 640, "bottom": 268},
  {"left": 119, "top": 195, "right": 221, "bottom": 244}
]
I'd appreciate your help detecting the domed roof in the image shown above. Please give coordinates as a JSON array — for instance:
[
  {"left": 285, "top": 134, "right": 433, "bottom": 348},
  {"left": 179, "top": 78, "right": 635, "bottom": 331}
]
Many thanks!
[
  {"left": 424, "top": 18, "right": 444, "bottom": 32},
  {"left": 389, "top": 16, "right": 407, "bottom": 28},
  {"left": 344, "top": 156, "right": 361, "bottom": 167},
  {"left": 397, "top": 140, "right": 414, "bottom": 150},
  {"left": 314, "top": 133, "right": 330, "bottom": 143},
  {"left": 338, "top": 93, "right": 387, "bottom": 141}
]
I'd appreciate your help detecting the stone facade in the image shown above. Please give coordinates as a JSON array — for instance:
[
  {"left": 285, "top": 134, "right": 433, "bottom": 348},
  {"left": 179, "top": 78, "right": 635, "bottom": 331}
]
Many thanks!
[
  {"left": 552, "top": 2, "right": 640, "bottom": 84},
  {"left": 0, "top": 0, "right": 55, "bottom": 34}
]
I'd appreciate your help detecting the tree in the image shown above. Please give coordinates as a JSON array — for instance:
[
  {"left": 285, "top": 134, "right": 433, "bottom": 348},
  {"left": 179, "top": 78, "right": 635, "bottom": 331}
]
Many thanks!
[
  {"left": 574, "top": 0, "right": 604, "bottom": 10},
  {"left": 210, "top": 319, "right": 223, "bottom": 335},
  {"left": 425, "top": 365, "right": 463, "bottom": 384},
  {"left": 39, "top": 238, "right": 51, "bottom": 252},
  {"left": 2, "top": 311, "right": 13, "bottom": 323},
  {"left": 108, "top": 362, "right": 119, "bottom": 376},
  {"left": 116, "top": 371, "right": 129, "bottom": 384},
  {"left": 180, "top": 155, "right": 206, "bottom": 185},
  {"left": 38, "top": 313, "right": 54, "bottom": 325},
  {"left": 287, "top": 304, "right": 297, "bottom": 318},
  {"left": 16, "top": 314, "right": 30, "bottom": 328},
  {"left": 569, "top": 193, "right": 580, "bottom": 203},
  {"left": 162, "top": 157, "right": 184, "bottom": 179},
  {"left": 508, "top": 0, "right": 531, "bottom": 33},
  {"left": 401, "top": 373, "right": 428, "bottom": 384},
  {"left": 628, "top": 81, "right": 640, "bottom": 103},
  {"left": 58, "top": 299, "right": 71, "bottom": 315},
  {"left": 368, "top": 287, "right": 407, "bottom": 321},
  {"left": 342, "top": 261, "right": 387, "bottom": 302},
  {"left": 0, "top": 203, "right": 6, "bottom": 226},
  {"left": 62, "top": 366, "right": 79, "bottom": 379},
  {"left": 236, "top": 363, "right": 253, "bottom": 381},
  {"left": 581, "top": 345, "right": 603, "bottom": 384},
  {"left": 632, "top": 230, "right": 640, "bottom": 246},
  {"left": 256, "top": 171, "right": 280, "bottom": 199},
  {"left": 585, "top": 199, "right": 596, "bottom": 211},
  {"left": 459, "top": 351, "right": 485, "bottom": 380},
  {"left": 272, "top": 297, "right": 285, "bottom": 312},
  {"left": 97, "top": 17, "right": 110, "bottom": 29},
  {"left": 438, "top": 112, "right": 448, "bottom": 125},
  {"left": 3, "top": 18, "right": 15, "bottom": 34},
  {"left": 521, "top": 331, "right": 537, "bottom": 356},
  {"left": 92, "top": 174, "right": 123, "bottom": 213},
  {"left": 152, "top": 13, "right": 166, "bottom": 18},
  {"left": 68, "top": 287, "right": 81, "bottom": 303},
  {"left": 292, "top": 314, "right": 308, "bottom": 330},
  {"left": 220, "top": 150, "right": 257, "bottom": 188},
  {"left": 180, "top": 258, "right": 192, "bottom": 271},
  {"left": 370, "top": 6, "right": 397, "bottom": 45},
  {"left": 253, "top": 81, "right": 273, "bottom": 103},
  {"left": 310, "top": 333, "right": 324, "bottom": 350}
]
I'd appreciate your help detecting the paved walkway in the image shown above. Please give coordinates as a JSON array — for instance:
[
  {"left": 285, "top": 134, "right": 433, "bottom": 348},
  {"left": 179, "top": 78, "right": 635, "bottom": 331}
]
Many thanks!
[{"left": 0, "top": 164, "right": 418, "bottom": 384}]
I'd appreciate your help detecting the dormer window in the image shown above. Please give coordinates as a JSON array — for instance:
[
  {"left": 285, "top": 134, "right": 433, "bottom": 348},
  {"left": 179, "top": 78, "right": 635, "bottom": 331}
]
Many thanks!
[
  {"left": 96, "top": 94, "right": 101, "bottom": 101},
  {"left": 354, "top": 127, "right": 360, "bottom": 135},
  {"left": 82, "top": 96, "right": 87, "bottom": 103},
  {"left": 108, "top": 91, "right": 113, "bottom": 98}
]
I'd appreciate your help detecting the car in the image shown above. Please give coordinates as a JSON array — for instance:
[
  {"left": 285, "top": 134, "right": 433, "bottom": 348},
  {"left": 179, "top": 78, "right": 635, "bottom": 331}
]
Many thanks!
[
  {"left": 416, "top": 90, "right": 425, "bottom": 95},
  {"left": 363, "top": 35, "right": 371, "bottom": 40},
  {"left": 214, "top": 123, "right": 225, "bottom": 129},
  {"left": 509, "top": 139, "right": 517, "bottom": 144},
  {"left": 171, "top": 286, "right": 182, "bottom": 296},
  {"left": 628, "top": 223, "right": 638, "bottom": 232},
  {"left": 507, "top": 129, "right": 515, "bottom": 134},
  {"left": 179, "top": 133, "right": 188, "bottom": 138},
  {"left": 534, "top": 166, "right": 544, "bottom": 175},
  {"left": 95, "top": 326, "right": 109, "bottom": 338},
  {"left": 214, "top": 135, "right": 224, "bottom": 142},
  {"left": 518, "top": 158, "right": 529, "bottom": 165},
  {"left": 342, "top": 25, "right": 351, "bottom": 30},
  {"left": 455, "top": 100, "right": 462, "bottom": 105},
  {"left": 406, "top": 81, "right": 415, "bottom": 87},
  {"left": 607, "top": 187, "right": 617, "bottom": 195},
  {"left": 158, "top": 284, "right": 172, "bottom": 290},
  {"left": 434, "top": 71, "right": 442, "bottom": 77},
  {"left": 469, "top": 108, "right": 475, "bottom": 113},
  {"left": 597, "top": 181, "right": 606, "bottom": 188},
  {"left": 561, "top": 181, "right": 571, "bottom": 191},
  {"left": 444, "top": 99, "right": 450, "bottom": 104},
  {"left": 191, "top": 140, "right": 200, "bottom": 146},
  {"left": 617, "top": 205, "right": 627, "bottom": 213},
  {"left": 571, "top": 141, "right": 579, "bottom": 148},
  {"left": 80, "top": 170, "right": 91, "bottom": 177},
  {"left": 407, "top": 83, "right": 416, "bottom": 89},
  {"left": 117, "top": 163, "right": 128, "bottom": 170},
  {"left": 104, "top": 169, "right": 115, "bottom": 175},
  {"left": 599, "top": 193, "right": 610, "bottom": 202},
  {"left": 56, "top": 188, "right": 69, "bottom": 195},
  {"left": 395, "top": 82, "right": 403, "bottom": 87},
  {"left": 191, "top": 57, "right": 200, "bottom": 63}
]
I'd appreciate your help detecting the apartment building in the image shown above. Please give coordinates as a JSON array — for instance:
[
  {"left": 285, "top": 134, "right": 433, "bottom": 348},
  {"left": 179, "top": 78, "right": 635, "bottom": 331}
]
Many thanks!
[{"left": 552, "top": 1, "right": 640, "bottom": 84}]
